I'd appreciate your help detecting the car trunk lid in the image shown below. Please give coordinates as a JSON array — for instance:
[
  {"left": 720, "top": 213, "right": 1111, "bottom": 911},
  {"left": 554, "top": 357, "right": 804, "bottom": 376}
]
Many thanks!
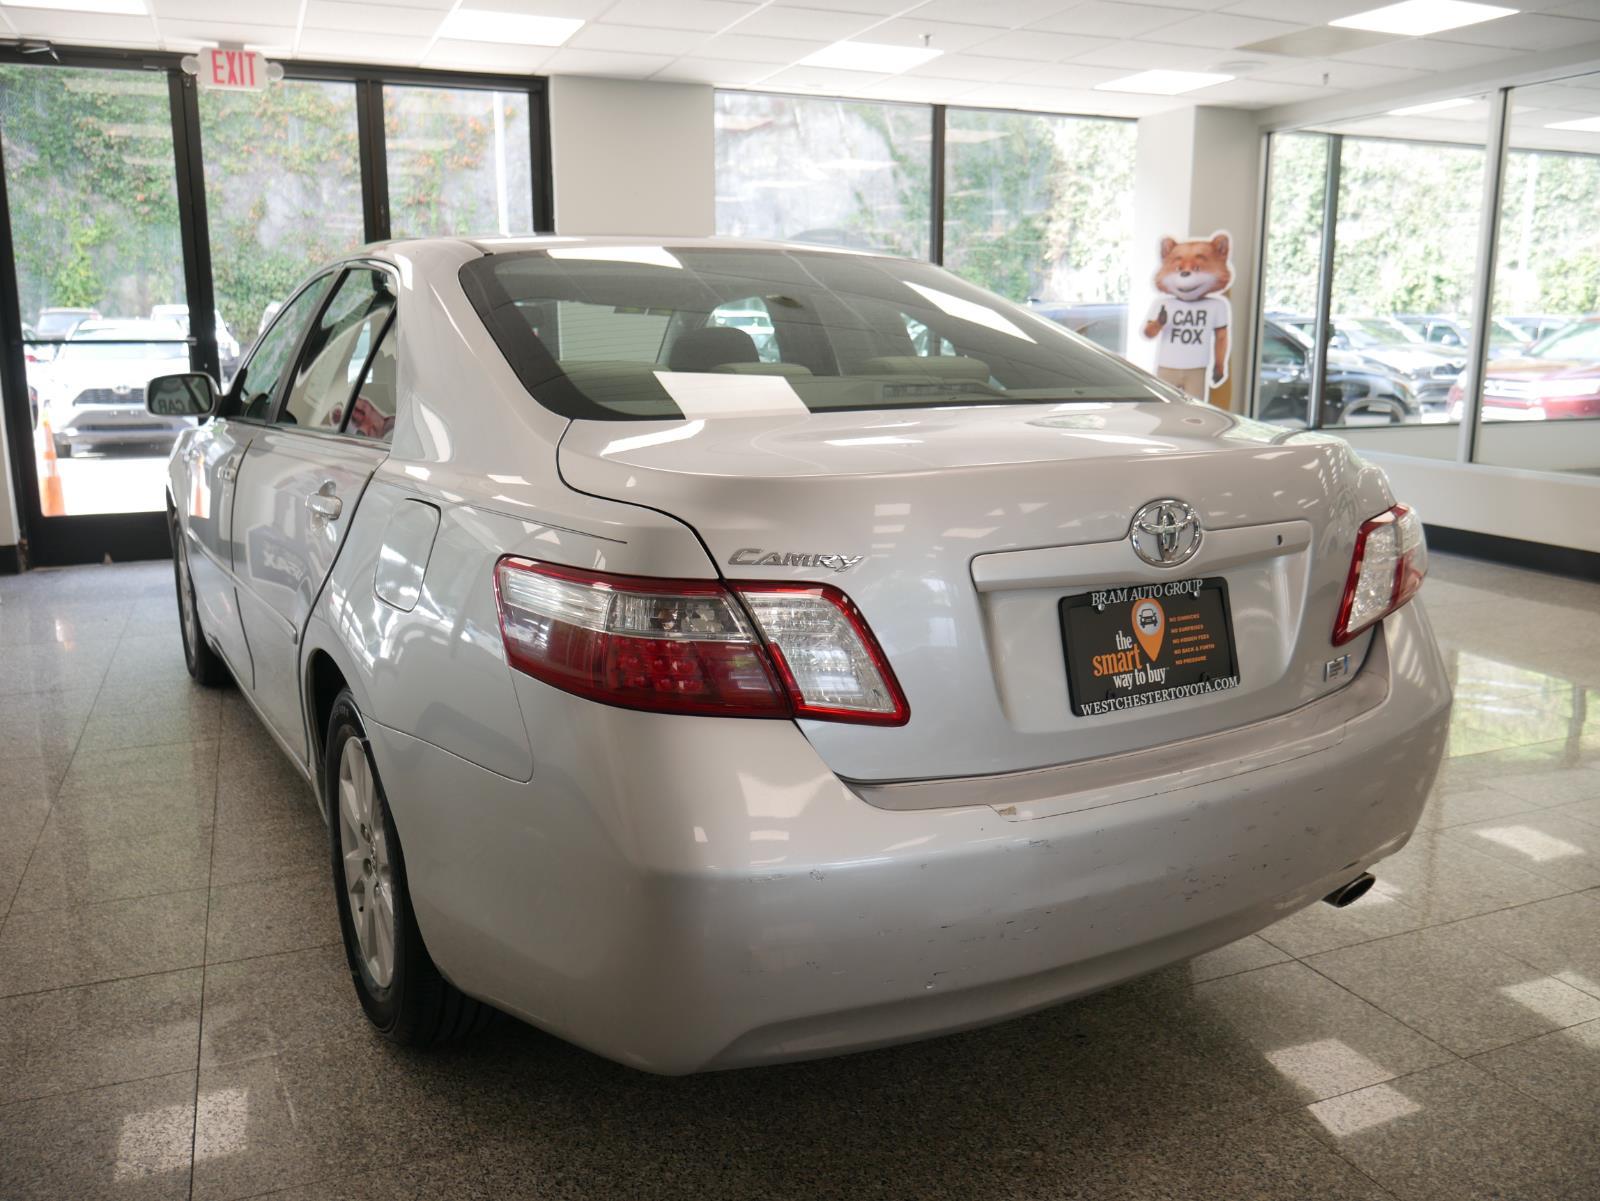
[{"left": 558, "top": 401, "right": 1393, "bottom": 782}]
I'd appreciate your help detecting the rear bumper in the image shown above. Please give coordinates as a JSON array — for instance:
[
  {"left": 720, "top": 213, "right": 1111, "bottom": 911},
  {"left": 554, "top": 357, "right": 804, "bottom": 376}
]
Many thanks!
[{"left": 370, "top": 601, "right": 1450, "bottom": 1074}]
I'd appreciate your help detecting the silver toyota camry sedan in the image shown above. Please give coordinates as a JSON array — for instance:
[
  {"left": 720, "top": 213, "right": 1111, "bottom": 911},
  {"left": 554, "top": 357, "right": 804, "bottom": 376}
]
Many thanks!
[{"left": 148, "top": 237, "right": 1452, "bottom": 1073}]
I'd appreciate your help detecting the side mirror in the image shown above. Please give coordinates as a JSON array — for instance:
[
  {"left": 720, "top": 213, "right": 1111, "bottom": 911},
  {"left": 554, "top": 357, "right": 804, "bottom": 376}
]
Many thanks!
[{"left": 147, "top": 372, "right": 218, "bottom": 419}]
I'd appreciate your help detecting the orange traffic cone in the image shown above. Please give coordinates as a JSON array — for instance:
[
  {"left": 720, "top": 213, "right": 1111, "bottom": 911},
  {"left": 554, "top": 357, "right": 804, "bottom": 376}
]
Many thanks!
[{"left": 37, "top": 417, "right": 66, "bottom": 517}]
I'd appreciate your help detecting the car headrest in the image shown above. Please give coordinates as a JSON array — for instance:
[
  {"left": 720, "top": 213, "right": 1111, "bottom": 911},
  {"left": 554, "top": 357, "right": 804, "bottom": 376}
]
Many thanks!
[
  {"left": 669, "top": 326, "right": 760, "bottom": 373},
  {"left": 711, "top": 361, "right": 813, "bottom": 377},
  {"left": 862, "top": 355, "right": 990, "bottom": 380}
]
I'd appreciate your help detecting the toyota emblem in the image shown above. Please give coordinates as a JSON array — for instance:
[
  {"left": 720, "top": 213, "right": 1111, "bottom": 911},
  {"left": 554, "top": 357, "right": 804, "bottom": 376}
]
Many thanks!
[{"left": 1130, "top": 499, "right": 1203, "bottom": 568}]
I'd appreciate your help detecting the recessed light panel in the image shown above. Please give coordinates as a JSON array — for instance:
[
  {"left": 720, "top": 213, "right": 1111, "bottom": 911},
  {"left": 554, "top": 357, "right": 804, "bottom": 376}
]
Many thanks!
[
  {"left": 5, "top": 0, "right": 146, "bottom": 12},
  {"left": 1546, "top": 116, "right": 1600, "bottom": 132},
  {"left": 1387, "top": 97, "right": 1474, "bottom": 116},
  {"left": 1331, "top": 1, "right": 1517, "bottom": 37},
  {"left": 1096, "top": 69, "right": 1233, "bottom": 96},
  {"left": 438, "top": 9, "right": 584, "bottom": 46},
  {"left": 798, "top": 41, "right": 944, "bottom": 74}
]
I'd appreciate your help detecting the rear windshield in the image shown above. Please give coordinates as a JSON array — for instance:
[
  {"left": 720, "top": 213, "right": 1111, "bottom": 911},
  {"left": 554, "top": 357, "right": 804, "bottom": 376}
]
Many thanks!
[{"left": 459, "top": 246, "right": 1172, "bottom": 421}]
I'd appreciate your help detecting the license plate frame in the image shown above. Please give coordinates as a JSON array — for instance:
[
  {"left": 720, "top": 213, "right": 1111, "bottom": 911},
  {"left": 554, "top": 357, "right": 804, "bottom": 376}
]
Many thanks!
[{"left": 1059, "top": 577, "right": 1241, "bottom": 717}]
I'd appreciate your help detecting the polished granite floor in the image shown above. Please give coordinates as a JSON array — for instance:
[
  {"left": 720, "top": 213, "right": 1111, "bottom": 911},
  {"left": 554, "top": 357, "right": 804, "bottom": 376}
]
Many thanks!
[{"left": 0, "top": 553, "right": 1597, "bottom": 1201}]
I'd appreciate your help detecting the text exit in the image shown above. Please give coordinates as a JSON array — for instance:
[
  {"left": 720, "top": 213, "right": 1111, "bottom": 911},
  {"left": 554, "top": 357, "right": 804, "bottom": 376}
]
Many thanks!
[{"left": 199, "top": 48, "right": 268, "bottom": 92}]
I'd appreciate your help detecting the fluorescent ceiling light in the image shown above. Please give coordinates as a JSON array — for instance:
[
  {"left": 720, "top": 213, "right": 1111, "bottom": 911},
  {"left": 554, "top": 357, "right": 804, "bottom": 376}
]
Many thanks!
[
  {"left": 437, "top": 9, "right": 583, "bottom": 46},
  {"left": 1331, "top": 1, "right": 1517, "bottom": 37},
  {"left": 1546, "top": 115, "right": 1600, "bottom": 132},
  {"left": 5, "top": 0, "right": 146, "bottom": 12},
  {"left": 1096, "top": 69, "right": 1233, "bottom": 95},
  {"left": 1387, "top": 97, "right": 1474, "bottom": 116},
  {"left": 799, "top": 41, "right": 943, "bottom": 74}
]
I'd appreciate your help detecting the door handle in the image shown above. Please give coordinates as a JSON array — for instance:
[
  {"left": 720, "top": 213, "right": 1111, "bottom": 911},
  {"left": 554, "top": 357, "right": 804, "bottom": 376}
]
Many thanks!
[{"left": 305, "top": 481, "right": 343, "bottom": 523}]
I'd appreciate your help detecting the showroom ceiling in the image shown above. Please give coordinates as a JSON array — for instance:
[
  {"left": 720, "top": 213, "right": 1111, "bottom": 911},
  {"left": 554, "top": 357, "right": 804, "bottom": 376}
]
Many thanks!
[{"left": 0, "top": 0, "right": 1597, "bottom": 118}]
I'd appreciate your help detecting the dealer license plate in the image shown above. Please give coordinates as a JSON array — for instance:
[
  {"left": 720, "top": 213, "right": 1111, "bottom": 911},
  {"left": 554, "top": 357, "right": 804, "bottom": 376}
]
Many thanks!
[{"left": 1059, "top": 577, "right": 1240, "bottom": 717}]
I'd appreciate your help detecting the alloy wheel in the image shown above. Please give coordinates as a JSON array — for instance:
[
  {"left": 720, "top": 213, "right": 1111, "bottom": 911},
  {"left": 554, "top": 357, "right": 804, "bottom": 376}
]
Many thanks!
[{"left": 337, "top": 736, "right": 396, "bottom": 988}]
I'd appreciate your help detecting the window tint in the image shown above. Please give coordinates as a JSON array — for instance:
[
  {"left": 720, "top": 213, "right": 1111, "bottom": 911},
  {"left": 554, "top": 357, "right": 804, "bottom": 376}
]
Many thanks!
[
  {"left": 280, "top": 269, "right": 395, "bottom": 429},
  {"left": 344, "top": 320, "right": 397, "bottom": 442},
  {"left": 710, "top": 297, "right": 779, "bottom": 362},
  {"left": 1262, "top": 335, "right": 1302, "bottom": 367},
  {"left": 460, "top": 247, "right": 1165, "bottom": 422},
  {"left": 233, "top": 276, "right": 331, "bottom": 420}
]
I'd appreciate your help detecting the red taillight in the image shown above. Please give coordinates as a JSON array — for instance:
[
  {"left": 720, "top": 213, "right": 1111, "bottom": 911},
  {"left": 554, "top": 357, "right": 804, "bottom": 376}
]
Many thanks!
[
  {"left": 493, "top": 558, "right": 909, "bottom": 724},
  {"left": 1332, "top": 504, "right": 1428, "bottom": 646}
]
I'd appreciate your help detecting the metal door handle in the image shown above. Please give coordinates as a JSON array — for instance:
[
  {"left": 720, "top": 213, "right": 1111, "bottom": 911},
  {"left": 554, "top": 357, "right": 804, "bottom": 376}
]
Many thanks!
[{"left": 305, "top": 484, "right": 343, "bottom": 522}]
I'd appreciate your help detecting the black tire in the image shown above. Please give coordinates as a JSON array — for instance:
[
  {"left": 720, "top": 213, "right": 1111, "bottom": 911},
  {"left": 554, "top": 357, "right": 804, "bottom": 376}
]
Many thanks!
[
  {"left": 169, "top": 509, "right": 229, "bottom": 686},
  {"left": 325, "top": 690, "right": 491, "bottom": 1046}
]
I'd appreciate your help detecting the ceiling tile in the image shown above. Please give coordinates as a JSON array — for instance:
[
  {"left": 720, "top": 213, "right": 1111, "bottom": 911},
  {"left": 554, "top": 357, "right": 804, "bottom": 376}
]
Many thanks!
[
  {"left": 1434, "top": 13, "right": 1600, "bottom": 51},
  {"left": 693, "top": 32, "right": 826, "bottom": 62},
  {"left": 912, "top": 0, "right": 1077, "bottom": 26},
  {"left": 1255, "top": 56, "right": 1421, "bottom": 88},
  {"left": 728, "top": 5, "right": 881, "bottom": 40},
  {"left": 1032, "top": 2, "right": 1196, "bottom": 39},
  {"left": 854, "top": 75, "right": 988, "bottom": 102},
  {"left": 159, "top": 18, "right": 297, "bottom": 46},
  {"left": 904, "top": 52, "right": 1037, "bottom": 81},
  {"left": 296, "top": 28, "right": 431, "bottom": 61},
  {"left": 1146, "top": 11, "right": 1306, "bottom": 48},
  {"left": 5, "top": 10, "right": 157, "bottom": 42},
  {"left": 540, "top": 47, "right": 678, "bottom": 75},
  {"left": 302, "top": 1, "right": 441, "bottom": 36},
  {"left": 756, "top": 63, "right": 894, "bottom": 90},
  {"left": 969, "top": 27, "right": 1114, "bottom": 60},
  {"left": 861, "top": 17, "right": 1007, "bottom": 54},
  {"left": 1335, "top": 37, "right": 1516, "bottom": 70},
  {"left": 1006, "top": 61, "right": 1127, "bottom": 87},
  {"left": 422, "top": 39, "right": 555, "bottom": 71},
  {"left": 462, "top": 0, "right": 613, "bottom": 14},
  {"left": 1219, "top": 0, "right": 1373, "bottom": 20},
  {"left": 1070, "top": 38, "right": 1256, "bottom": 69},
  {"left": 600, "top": 0, "right": 759, "bottom": 33},
  {"left": 654, "top": 56, "right": 790, "bottom": 84},
  {"left": 569, "top": 23, "right": 709, "bottom": 55},
  {"left": 764, "top": 0, "right": 908, "bottom": 12},
  {"left": 152, "top": 0, "right": 304, "bottom": 20},
  {"left": 1195, "top": 76, "right": 1331, "bottom": 105}
]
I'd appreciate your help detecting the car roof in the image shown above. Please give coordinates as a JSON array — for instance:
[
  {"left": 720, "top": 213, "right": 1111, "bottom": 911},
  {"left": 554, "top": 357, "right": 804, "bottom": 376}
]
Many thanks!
[
  {"left": 71, "top": 317, "right": 185, "bottom": 338},
  {"left": 376, "top": 233, "right": 907, "bottom": 261}
]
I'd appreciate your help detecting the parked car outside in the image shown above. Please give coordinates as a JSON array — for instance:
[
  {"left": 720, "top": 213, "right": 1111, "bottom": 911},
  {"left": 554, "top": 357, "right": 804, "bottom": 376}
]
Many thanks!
[
  {"left": 1030, "top": 301, "right": 1128, "bottom": 355},
  {"left": 28, "top": 306, "right": 102, "bottom": 365},
  {"left": 37, "top": 318, "right": 197, "bottom": 456},
  {"left": 1449, "top": 316, "right": 1600, "bottom": 421},
  {"left": 1502, "top": 314, "right": 1578, "bottom": 344},
  {"left": 1393, "top": 314, "right": 1529, "bottom": 360},
  {"left": 150, "top": 302, "right": 243, "bottom": 373},
  {"left": 154, "top": 237, "right": 1450, "bottom": 1073},
  {"left": 1256, "top": 318, "right": 1419, "bottom": 426},
  {"left": 1271, "top": 314, "right": 1464, "bottom": 414}
]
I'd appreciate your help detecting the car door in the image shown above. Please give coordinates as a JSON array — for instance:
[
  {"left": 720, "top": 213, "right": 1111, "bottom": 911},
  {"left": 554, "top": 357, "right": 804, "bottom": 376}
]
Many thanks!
[
  {"left": 230, "top": 266, "right": 399, "bottom": 762},
  {"left": 181, "top": 273, "right": 335, "bottom": 686}
]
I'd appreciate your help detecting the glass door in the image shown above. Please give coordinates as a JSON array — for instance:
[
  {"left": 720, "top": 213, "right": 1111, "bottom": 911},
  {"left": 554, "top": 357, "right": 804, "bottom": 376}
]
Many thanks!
[{"left": 0, "top": 62, "right": 198, "bottom": 561}]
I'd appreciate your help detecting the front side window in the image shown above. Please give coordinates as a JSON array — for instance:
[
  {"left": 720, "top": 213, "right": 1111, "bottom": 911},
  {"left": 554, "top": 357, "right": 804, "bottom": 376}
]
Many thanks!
[
  {"left": 279, "top": 268, "right": 396, "bottom": 430},
  {"left": 460, "top": 246, "right": 1170, "bottom": 422},
  {"left": 231, "top": 276, "right": 333, "bottom": 420}
]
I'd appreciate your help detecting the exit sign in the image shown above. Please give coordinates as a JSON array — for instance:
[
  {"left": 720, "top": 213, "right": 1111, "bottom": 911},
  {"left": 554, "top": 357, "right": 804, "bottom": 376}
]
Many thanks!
[{"left": 199, "top": 48, "right": 268, "bottom": 92}]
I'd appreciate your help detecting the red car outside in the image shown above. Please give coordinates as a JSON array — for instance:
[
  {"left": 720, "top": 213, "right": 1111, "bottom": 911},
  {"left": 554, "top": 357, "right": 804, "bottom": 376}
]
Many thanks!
[{"left": 1449, "top": 317, "right": 1600, "bottom": 421}]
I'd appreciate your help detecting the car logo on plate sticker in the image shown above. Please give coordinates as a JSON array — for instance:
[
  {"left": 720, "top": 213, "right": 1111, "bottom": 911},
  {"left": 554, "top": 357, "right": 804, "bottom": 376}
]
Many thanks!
[{"left": 1130, "top": 499, "right": 1202, "bottom": 568}]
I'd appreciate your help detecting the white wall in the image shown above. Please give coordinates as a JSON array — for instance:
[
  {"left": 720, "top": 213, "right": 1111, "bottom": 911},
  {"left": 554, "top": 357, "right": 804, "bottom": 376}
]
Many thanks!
[
  {"left": 548, "top": 76, "right": 713, "bottom": 237},
  {"left": 1128, "top": 106, "right": 1261, "bottom": 411}
]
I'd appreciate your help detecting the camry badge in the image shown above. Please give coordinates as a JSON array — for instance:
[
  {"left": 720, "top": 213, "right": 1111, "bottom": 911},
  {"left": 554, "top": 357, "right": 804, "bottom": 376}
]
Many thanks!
[
  {"left": 728, "top": 548, "right": 864, "bottom": 573},
  {"left": 1130, "top": 499, "right": 1203, "bottom": 568}
]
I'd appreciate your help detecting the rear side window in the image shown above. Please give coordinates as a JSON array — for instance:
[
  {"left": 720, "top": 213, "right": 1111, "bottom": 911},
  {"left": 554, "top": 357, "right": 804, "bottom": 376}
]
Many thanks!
[
  {"left": 344, "top": 321, "right": 398, "bottom": 443},
  {"left": 279, "top": 269, "right": 396, "bottom": 430},
  {"left": 460, "top": 246, "right": 1170, "bottom": 422},
  {"left": 231, "top": 276, "right": 332, "bottom": 421}
]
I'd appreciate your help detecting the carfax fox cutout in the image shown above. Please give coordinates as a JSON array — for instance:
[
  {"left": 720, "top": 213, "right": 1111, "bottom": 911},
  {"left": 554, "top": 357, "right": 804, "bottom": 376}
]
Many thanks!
[{"left": 1142, "top": 232, "right": 1232, "bottom": 403}]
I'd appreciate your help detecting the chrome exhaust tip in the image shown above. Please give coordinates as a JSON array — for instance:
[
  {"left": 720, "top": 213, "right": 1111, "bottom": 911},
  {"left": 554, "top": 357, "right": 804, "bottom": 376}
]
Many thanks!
[{"left": 1323, "top": 872, "right": 1376, "bottom": 908}]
